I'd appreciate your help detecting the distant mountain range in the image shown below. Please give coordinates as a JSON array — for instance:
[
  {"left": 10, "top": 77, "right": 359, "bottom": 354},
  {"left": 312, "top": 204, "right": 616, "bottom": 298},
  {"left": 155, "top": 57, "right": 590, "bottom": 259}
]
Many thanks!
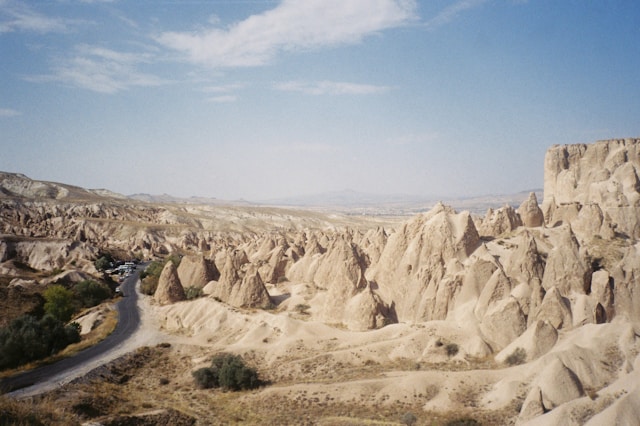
[
  {"left": 260, "top": 188, "right": 544, "bottom": 215},
  {"left": 0, "top": 171, "right": 542, "bottom": 214}
]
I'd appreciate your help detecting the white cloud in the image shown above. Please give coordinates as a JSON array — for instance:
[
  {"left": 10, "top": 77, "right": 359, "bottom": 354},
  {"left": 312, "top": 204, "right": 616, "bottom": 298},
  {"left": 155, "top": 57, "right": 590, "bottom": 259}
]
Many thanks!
[
  {"left": 203, "top": 83, "right": 246, "bottom": 94},
  {"left": 0, "top": 108, "right": 20, "bottom": 117},
  {"left": 26, "top": 44, "right": 167, "bottom": 94},
  {"left": 207, "top": 95, "right": 237, "bottom": 103},
  {"left": 156, "top": 0, "right": 417, "bottom": 68},
  {"left": 275, "top": 80, "right": 390, "bottom": 95},
  {"left": 424, "top": 0, "right": 488, "bottom": 31},
  {"left": 0, "top": 0, "right": 70, "bottom": 34}
]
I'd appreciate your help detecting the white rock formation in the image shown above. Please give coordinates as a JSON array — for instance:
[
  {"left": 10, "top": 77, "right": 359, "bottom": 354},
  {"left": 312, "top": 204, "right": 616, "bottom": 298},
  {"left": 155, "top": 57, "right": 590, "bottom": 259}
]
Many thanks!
[
  {"left": 542, "top": 138, "right": 640, "bottom": 239},
  {"left": 154, "top": 261, "right": 186, "bottom": 305},
  {"left": 517, "top": 192, "right": 544, "bottom": 228}
]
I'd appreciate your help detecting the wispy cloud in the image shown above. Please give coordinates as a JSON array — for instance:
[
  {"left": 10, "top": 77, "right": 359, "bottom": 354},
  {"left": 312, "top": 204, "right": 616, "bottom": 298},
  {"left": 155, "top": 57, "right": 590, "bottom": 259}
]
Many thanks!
[
  {"left": 0, "top": 108, "right": 20, "bottom": 117},
  {"left": 275, "top": 80, "right": 391, "bottom": 96},
  {"left": 207, "top": 95, "right": 237, "bottom": 103},
  {"left": 202, "top": 83, "right": 246, "bottom": 102},
  {"left": 0, "top": 0, "right": 71, "bottom": 34},
  {"left": 26, "top": 44, "right": 168, "bottom": 94},
  {"left": 156, "top": 0, "right": 417, "bottom": 68},
  {"left": 424, "top": 0, "right": 489, "bottom": 31},
  {"left": 203, "top": 83, "right": 246, "bottom": 94}
]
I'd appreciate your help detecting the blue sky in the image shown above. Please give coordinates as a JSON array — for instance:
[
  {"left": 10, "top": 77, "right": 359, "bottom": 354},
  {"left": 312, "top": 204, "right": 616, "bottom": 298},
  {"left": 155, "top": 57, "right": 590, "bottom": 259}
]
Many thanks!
[{"left": 1, "top": 0, "right": 639, "bottom": 201}]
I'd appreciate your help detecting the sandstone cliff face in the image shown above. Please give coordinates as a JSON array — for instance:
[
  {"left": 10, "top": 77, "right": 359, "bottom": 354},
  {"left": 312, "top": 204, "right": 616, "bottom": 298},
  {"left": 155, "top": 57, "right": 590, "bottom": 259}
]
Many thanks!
[
  {"left": 0, "top": 235, "right": 98, "bottom": 274},
  {"left": 208, "top": 249, "right": 273, "bottom": 309},
  {"left": 154, "top": 261, "right": 185, "bottom": 305},
  {"left": 369, "top": 203, "right": 481, "bottom": 323},
  {"left": 176, "top": 255, "right": 219, "bottom": 289},
  {"left": 542, "top": 138, "right": 640, "bottom": 239},
  {"left": 479, "top": 205, "right": 522, "bottom": 238},
  {"left": 518, "top": 192, "right": 544, "bottom": 228}
]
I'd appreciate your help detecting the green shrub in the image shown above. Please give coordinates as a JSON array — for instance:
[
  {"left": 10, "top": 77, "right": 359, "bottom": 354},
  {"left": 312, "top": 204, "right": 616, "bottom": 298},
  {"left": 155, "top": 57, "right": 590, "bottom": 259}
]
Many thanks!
[
  {"left": 401, "top": 411, "right": 417, "bottom": 425},
  {"left": 184, "top": 286, "right": 203, "bottom": 300},
  {"left": 73, "top": 280, "right": 112, "bottom": 308},
  {"left": 0, "top": 314, "right": 80, "bottom": 370},
  {"left": 505, "top": 347, "right": 527, "bottom": 366},
  {"left": 192, "top": 353, "right": 261, "bottom": 392},
  {"left": 43, "top": 285, "right": 75, "bottom": 322},
  {"left": 192, "top": 367, "right": 218, "bottom": 389},
  {"left": 94, "top": 255, "right": 112, "bottom": 271}
]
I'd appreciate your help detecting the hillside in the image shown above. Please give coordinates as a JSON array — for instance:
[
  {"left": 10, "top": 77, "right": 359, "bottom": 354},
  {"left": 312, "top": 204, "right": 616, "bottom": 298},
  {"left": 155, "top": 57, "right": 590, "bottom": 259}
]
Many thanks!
[{"left": 1, "top": 138, "right": 639, "bottom": 425}]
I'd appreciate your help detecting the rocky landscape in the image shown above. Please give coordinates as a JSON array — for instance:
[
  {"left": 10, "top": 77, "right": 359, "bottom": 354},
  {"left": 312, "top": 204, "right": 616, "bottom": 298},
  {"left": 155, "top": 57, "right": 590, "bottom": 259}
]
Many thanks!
[{"left": 1, "top": 138, "right": 639, "bottom": 425}]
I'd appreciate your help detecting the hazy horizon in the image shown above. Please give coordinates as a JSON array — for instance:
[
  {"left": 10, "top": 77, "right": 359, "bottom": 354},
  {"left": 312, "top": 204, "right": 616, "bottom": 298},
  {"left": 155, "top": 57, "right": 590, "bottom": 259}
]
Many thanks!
[{"left": 2, "top": 1, "right": 639, "bottom": 200}]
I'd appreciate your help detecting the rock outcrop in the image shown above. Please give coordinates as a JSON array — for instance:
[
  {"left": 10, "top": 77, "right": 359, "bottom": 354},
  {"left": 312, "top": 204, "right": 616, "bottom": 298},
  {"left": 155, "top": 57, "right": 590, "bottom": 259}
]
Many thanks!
[
  {"left": 208, "top": 250, "right": 273, "bottom": 309},
  {"left": 479, "top": 205, "right": 522, "bottom": 237},
  {"left": 542, "top": 138, "right": 640, "bottom": 239},
  {"left": 517, "top": 192, "right": 544, "bottom": 228},
  {"left": 369, "top": 203, "right": 481, "bottom": 322},
  {"left": 154, "top": 261, "right": 186, "bottom": 305},
  {"left": 176, "top": 255, "right": 219, "bottom": 289}
]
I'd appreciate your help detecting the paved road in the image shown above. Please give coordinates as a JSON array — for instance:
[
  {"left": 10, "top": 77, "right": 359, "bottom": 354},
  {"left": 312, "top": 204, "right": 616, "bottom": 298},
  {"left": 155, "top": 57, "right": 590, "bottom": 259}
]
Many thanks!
[{"left": 0, "top": 264, "right": 145, "bottom": 394}]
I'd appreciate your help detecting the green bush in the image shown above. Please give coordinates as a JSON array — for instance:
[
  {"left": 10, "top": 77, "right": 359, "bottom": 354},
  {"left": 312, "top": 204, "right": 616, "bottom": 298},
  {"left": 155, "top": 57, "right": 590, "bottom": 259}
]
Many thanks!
[
  {"left": 73, "top": 280, "right": 112, "bottom": 308},
  {"left": 401, "top": 412, "right": 417, "bottom": 425},
  {"left": 94, "top": 255, "right": 112, "bottom": 271},
  {"left": 43, "top": 285, "right": 75, "bottom": 322},
  {"left": 505, "top": 347, "right": 527, "bottom": 366},
  {"left": 184, "top": 286, "right": 203, "bottom": 300},
  {"left": 192, "top": 367, "right": 219, "bottom": 389},
  {"left": 0, "top": 314, "right": 80, "bottom": 370},
  {"left": 192, "top": 353, "right": 261, "bottom": 392}
]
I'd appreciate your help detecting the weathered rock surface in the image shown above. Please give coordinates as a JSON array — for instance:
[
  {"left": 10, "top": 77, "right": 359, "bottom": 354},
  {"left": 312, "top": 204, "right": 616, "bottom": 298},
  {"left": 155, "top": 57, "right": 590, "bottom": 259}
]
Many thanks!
[
  {"left": 535, "top": 358, "right": 585, "bottom": 410},
  {"left": 518, "top": 192, "right": 544, "bottom": 228},
  {"left": 208, "top": 250, "right": 273, "bottom": 309},
  {"left": 542, "top": 138, "right": 640, "bottom": 239},
  {"left": 479, "top": 205, "right": 522, "bottom": 237},
  {"left": 176, "top": 254, "right": 219, "bottom": 289},
  {"left": 369, "top": 203, "right": 481, "bottom": 322},
  {"left": 3, "top": 138, "right": 640, "bottom": 424},
  {"left": 154, "top": 261, "right": 185, "bottom": 305}
]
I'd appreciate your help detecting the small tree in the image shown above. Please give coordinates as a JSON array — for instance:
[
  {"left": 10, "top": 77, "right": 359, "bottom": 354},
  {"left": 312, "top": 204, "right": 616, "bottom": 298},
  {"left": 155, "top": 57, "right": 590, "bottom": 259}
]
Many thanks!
[
  {"left": 192, "top": 353, "right": 261, "bottom": 392},
  {"left": 43, "top": 285, "right": 75, "bottom": 322},
  {"left": 192, "top": 367, "right": 218, "bottom": 389},
  {"left": 73, "top": 280, "right": 111, "bottom": 308},
  {"left": 94, "top": 255, "right": 112, "bottom": 271},
  {"left": 0, "top": 314, "right": 80, "bottom": 370}
]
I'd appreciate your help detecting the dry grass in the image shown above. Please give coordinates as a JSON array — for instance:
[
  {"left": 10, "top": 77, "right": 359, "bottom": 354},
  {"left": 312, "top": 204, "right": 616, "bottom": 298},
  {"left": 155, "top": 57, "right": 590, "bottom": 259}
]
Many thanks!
[
  {"left": 4, "top": 344, "right": 523, "bottom": 426},
  {"left": 0, "top": 394, "right": 81, "bottom": 425}
]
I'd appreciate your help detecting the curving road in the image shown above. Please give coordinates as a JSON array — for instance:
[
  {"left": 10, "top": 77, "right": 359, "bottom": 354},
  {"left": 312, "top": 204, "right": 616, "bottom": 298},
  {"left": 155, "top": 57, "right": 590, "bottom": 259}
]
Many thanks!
[{"left": 0, "top": 264, "right": 146, "bottom": 395}]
